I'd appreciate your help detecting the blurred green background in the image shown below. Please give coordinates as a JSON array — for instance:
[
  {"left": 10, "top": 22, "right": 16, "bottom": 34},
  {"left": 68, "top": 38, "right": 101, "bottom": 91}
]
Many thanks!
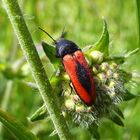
[{"left": 0, "top": 0, "right": 140, "bottom": 140}]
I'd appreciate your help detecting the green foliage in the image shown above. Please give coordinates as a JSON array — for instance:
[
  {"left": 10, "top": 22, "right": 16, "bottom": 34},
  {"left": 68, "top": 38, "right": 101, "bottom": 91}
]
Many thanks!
[
  {"left": 0, "top": 109, "right": 38, "bottom": 140},
  {"left": 136, "top": 0, "right": 140, "bottom": 46},
  {"left": 123, "top": 90, "right": 137, "bottom": 101},
  {"left": 42, "top": 41, "right": 61, "bottom": 69},
  {"left": 29, "top": 104, "right": 47, "bottom": 122},
  {"left": 113, "top": 106, "right": 124, "bottom": 119},
  {"left": 85, "top": 20, "right": 109, "bottom": 57},
  {"left": 108, "top": 111, "right": 124, "bottom": 127}
]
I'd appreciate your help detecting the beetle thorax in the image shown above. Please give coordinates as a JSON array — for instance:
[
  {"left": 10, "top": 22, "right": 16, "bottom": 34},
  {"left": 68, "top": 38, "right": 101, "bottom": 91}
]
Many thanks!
[{"left": 56, "top": 39, "right": 79, "bottom": 58}]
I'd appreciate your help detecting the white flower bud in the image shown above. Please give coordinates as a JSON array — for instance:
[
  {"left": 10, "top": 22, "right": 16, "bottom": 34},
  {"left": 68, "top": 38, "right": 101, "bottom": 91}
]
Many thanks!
[
  {"left": 65, "top": 99, "right": 75, "bottom": 110},
  {"left": 97, "top": 73, "right": 107, "bottom": 84},
  {"left": 75, "top": 105, "right": 85, "bottom": 113},
  {"left": 108, "top": 80, "right": 116, "bottom": 88},
  {"left": 110, "top": 62, "right": 118, "bottom": 70},
  {"left": 106, "top": 69, "right": 113, "bottom": 78},
  {"left": 100, "top": 62, "right": 109, "bottom": 72},
  {"left": 90, "top": 51, "right": 104, "bottom": 64},
  {"left": 113, "top": 73, "right": 119, "bottom": 80}
]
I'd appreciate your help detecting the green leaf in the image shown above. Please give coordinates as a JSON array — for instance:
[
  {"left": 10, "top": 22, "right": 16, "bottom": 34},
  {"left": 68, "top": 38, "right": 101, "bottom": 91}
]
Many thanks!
[
  {"left": 108, "top": 112, "right": 124, "bottom": 127},
  {"left": 104, "top": 48, "right": 139, "bottom": 64},
  {"left": 124, "top": 48, "right": 139, "bottom": 57},
  {"left": 123, "top": 90, "right": 137, "bottom": 101},
  {"left": 23, "top": 81, "right": 38, "bottom": 90},
  {"left": 88, "top": 123, "right": 100, "bottom": 140},
  {"left": 42, "top": 41, "right": 61, "bottom": 69},
  {"left": 113, "top": 106, "right": 124, "bottom": 119},
  {"left": 136, "top": 0, "right": 140, "bottom": 47},
  {"left": 0, "top": 109, "right": 38, "bottom": 140},
  {"left": 29, "top": 104, "right": 47, "bottom": 122},
  {"left": 104, "top": 56, "right": 125, "bottom": 64},
  {"left": 84, "top": 19, "right": 109, "bottom": 57},
  {"left": 49, "top": 130, "right": 57, "bottom": 137}
]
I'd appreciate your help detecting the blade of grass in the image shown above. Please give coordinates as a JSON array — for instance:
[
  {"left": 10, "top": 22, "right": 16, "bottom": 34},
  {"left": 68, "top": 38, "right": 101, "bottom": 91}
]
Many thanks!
[
  {"left": 1, "top": 0, "right": 71, "bottom": 140},
  {"left": 0, "top": 81, "right": 13, "bottom": 137},
  {"left": 136, "top": 0, "right": 140, "bottom": 47},
  {"left": 0, "top": 35, "right": 18, "bottom": 138},
  {"left": 0, "top": 108, "right": 38, "bottom": 140}
]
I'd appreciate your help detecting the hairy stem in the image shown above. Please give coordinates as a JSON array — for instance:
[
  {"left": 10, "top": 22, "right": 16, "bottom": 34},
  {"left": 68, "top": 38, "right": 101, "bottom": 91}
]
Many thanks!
[{"left": 1, "top": 0, "right": 71, "bottom": 139}]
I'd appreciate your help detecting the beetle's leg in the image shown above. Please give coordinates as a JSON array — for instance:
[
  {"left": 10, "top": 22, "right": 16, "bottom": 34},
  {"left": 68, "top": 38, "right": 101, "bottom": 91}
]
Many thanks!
[{"left": 69, "top": 81, "right": 73, "bottom": 95}]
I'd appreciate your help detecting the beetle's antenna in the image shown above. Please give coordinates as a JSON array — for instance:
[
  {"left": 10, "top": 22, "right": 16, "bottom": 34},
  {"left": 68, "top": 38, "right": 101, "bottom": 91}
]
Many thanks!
[
  {"left": 61, "top": 24, "right": 67, "bottom": 38},
  {"left": 38, "top": 27, "right": 57, "bottom": 44}
]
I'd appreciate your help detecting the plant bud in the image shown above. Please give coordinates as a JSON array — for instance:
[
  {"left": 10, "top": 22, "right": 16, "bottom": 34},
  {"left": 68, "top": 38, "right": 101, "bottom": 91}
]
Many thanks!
[
  {"left": 97, "top": 73, "right": 107, "bottom": 84},
  {"left": 110, "top": 62, "right": 118, "bottom": 70},
  {"left": 75, "top": 105, "right": 85, "bottom": 113},
  {"left": 106, "top": 69, "right": 113, "bottom": 78},
  {"left": 108, "top": 80, "right": 116, "bottom": 88},
  {"left": 100, "top": 62, "right": 109, "bottom": 72},
  {"left": 90, "top": 51, "right": 104, "bottom": 64},
  {"left": 65, "top": 99, "right": 75, "bottom": 110},
  {"left": 113, "top": 73, "right": 119, "bottom": 80}
]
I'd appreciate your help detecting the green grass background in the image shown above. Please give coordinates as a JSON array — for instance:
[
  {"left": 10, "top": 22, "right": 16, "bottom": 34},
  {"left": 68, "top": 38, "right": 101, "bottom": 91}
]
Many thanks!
[{"left": 0, "top": 0, "right": 140, "bottom": 140}]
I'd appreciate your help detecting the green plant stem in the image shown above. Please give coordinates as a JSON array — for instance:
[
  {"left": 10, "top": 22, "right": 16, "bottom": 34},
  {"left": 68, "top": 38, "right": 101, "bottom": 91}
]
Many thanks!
[
  {"left": 136, "top": 0, "right": 140, "bottom": 47},
  {"left": 0, "top": 81, "right": 13, "bottom": 114},
  {"left": 0, "top": 81, "right": 13, "bottom": 137},
  {"left": 1, "top": 0, "right": 71, "bottom": 140}
]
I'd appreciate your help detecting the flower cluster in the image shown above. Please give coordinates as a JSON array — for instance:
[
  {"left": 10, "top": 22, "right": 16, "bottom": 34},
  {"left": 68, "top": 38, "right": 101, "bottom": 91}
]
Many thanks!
[{"left": 62, "top": 49, "right": 135, "bottom": 128}]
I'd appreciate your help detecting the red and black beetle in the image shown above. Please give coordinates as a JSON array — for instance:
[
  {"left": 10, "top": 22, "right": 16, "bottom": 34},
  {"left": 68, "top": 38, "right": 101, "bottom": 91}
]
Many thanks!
[{"left": 39, "top": 28, "right": 96, "bottom": 106}]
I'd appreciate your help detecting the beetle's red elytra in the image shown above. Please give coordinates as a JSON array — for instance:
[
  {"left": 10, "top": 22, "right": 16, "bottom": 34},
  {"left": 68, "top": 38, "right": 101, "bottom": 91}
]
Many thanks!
[{"left": 63, "top": 50, "right": 96, "bottom": 105}]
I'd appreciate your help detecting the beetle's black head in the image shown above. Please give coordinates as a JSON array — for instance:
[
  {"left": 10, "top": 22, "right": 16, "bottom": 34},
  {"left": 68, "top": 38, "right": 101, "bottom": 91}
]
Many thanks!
[
  {"left": 39, "top": 27, "right": 79, "bottom": 58},
  {"left": 55, "top": 38, "right": 79, "bottom": 58}
]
